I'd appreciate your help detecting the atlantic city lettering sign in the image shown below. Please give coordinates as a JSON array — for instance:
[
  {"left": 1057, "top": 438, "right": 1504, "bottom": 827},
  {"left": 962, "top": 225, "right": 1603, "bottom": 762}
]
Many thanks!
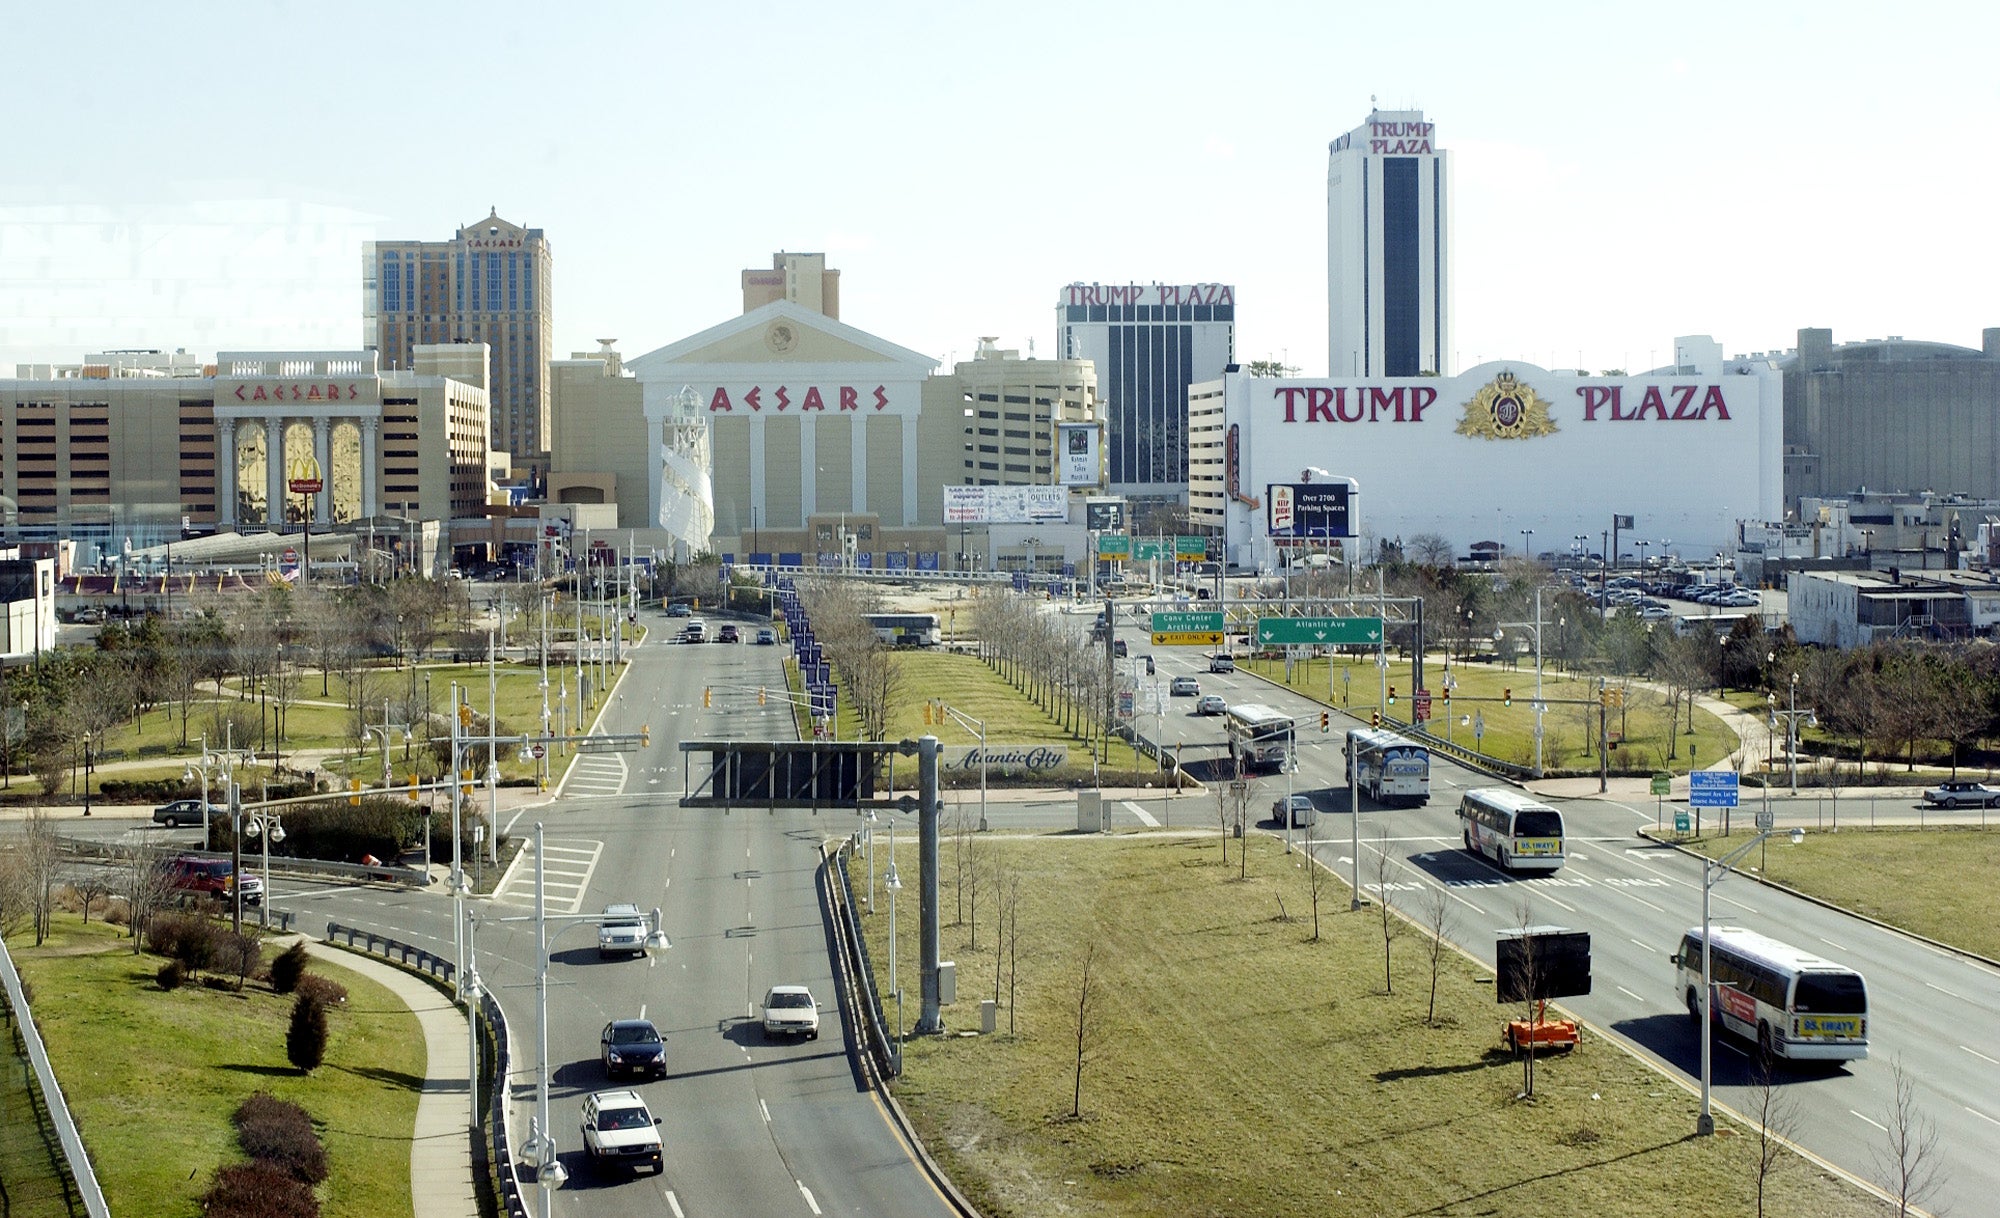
[{"left": 942, "top": 745, "right": 1068, "bottom": 775}]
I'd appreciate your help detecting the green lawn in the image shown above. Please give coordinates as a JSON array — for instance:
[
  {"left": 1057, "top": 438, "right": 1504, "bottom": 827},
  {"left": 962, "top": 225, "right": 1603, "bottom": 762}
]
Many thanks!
[
  {"left": 0, "top": 1013, "right": 77, "bottom": 1217},
  {"left": 1243, "top": 653, "right": 1737, "bottom": 774},
  {"left": 10, "top": 918, "right": 422, "bottom": 1218},
  {"left": 865, "top": 834, "right": 1878, "bottom": 1218},
  {"left": 789, "top": 650, "right": 1144, "bottom": 782},
  {"left": 1679, "top": 826, "right": 2000, "bottom": 961}
]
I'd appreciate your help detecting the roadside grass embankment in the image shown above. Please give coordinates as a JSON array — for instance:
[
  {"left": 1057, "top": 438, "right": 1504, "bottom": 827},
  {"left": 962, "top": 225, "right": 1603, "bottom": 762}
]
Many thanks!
[
  {"left": 865, "top": 833, "right": 1880, "bottom": 1218},
  {"left": 9, "top": 917, "right": 422, "bottom": 1218}
]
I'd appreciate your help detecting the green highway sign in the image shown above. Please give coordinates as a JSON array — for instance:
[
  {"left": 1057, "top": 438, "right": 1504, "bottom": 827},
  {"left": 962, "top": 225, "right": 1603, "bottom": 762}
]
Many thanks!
[
  {"left": 1175, "top": 535, "right": 1208, "bottom": 557},
  {"left": 1133, "top": 539, "right": 1167, "bottom": 560},
  {"left": 1254, "top": 616, "right": 1383, "bottom": 646},
  {"left": 1650, "top": 772, "right": 1673, "bottom": 796},
  {"left": 1098, "top": 534, "right": 1131, "bottom": 558},
  {"left": 1151, "top": 611, "right": 1224, "bottom": 634}
]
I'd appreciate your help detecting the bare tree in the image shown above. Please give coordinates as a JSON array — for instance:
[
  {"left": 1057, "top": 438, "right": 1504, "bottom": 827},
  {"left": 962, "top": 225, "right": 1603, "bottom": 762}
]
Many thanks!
[
  {"left": 121, "top": 840, "right": 176, "bottom": 953},
  {"left": 1069, "top": 942, "right": 1099, "bottom": 1119},
  {"left": 1373, "top": 830, "right": 1395, "bottom": 994},
  {"left": 1419, "top": 882, "right": 1455, "bottom": 1026},
  {"left": 1212, "top": 774, "right": 1231, "bottom": 866},
  {"left": 70, "top": 868, "right": 112, "bottom": 925},
  {"left": 1508, "top": 896, "right": 1542, "bottom": 1099},
  {"left": 0, "top": 851, "right": 31, "bottom": 940},
  {"left": 1004, "top": 873, "right": 1022, "bottom": 1035},
  {"left": 20, "top": 805, "right": 65, "bottom": 945},
  {"left": 1747, "top": 1057, "right": 1800, "bottom": 1218},
  {"left": 1875, "top": 1056, "right": 1945, "bottom": 1217},
  {"left": 1305, "top": 827, "right": 1330, "bottom": 941}
]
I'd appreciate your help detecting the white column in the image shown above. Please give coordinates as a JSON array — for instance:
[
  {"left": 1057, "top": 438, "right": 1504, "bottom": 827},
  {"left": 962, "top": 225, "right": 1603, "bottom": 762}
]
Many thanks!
[
  {"left": 799, "top": 418, "right": 817, "bottom": 527},
  {"left": 901, "top": 411, "right": 919, "bottom": 526},
  {"left": 265, "top": 417, "right": 285, "bottom": 529},
  {"left": 748, "top": 416, "right": 766, "bottom": 542},
  {"left": 360, "top": 419, "right": 379, "bottom": 518},
  {"left": 217, "top": 419, "right": 238, "bottom": 529},
  {"left": 312, "top": 418, "right": 331, "bottom": 524},
  {"left": 851, "top": 413, "right": 867, "bottom": 516}
]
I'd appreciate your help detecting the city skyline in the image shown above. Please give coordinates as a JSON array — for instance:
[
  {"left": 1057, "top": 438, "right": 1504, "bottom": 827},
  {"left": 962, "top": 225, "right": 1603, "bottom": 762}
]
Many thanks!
[{"left": 3, "top": 2, "right": 1995, "bottom": 380}]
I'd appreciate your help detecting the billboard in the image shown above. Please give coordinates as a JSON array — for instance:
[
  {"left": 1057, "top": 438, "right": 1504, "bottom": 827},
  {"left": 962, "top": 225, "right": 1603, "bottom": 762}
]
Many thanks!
[
  {"left": 1267, "top": 478, "right": 1356, "bottom": 538},
  {"left": 1085, "top": 498, "right": 1126, "bottom": 532},
  {"left": 942, "top": 485, "right": 1068, "bottom": 524},
  {"left": 1057, "top": 423, "right": 1101, "bottom": 486}
]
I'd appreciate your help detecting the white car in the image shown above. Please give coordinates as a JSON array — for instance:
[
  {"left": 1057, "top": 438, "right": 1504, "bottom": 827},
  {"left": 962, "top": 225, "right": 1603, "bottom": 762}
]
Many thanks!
[
  {"left": 579, "top": 1089, "right": 664, "bottom": 1175},
  {"left": 1195, "top": 694, "right": 1227, "bottom": 716},
  {"left": 762, "top": 985, "right": 821, "bottom": 1040},
  {"left": 597, "top": 904, "right": 647, "bottom": 958},
  {"left": 1169, "top": 676, "right": 1200, "bottom": 697}
]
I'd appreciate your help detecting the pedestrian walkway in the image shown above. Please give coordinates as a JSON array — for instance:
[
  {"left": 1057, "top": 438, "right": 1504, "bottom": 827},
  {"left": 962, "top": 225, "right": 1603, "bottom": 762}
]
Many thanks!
[{"left": 300, "top": 936, "right": 480, "bottom": 1218}]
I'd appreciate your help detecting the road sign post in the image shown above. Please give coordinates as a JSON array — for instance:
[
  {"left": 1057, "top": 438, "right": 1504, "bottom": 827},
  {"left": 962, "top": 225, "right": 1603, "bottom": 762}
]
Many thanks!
[{"left": 1687, "top": 770, "right": 1739, "bottom": 837}]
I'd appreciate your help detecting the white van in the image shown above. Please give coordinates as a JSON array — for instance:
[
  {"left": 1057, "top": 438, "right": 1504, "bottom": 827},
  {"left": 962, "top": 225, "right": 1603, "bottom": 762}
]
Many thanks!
[{"left": 680, "top": 619, "right": 708, "bottom": 643}]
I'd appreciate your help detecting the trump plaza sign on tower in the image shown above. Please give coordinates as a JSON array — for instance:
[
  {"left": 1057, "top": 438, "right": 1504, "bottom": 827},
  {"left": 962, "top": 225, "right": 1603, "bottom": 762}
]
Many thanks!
[{"left": 1207, "top": 362, "right": 1782, "bottom": 570}]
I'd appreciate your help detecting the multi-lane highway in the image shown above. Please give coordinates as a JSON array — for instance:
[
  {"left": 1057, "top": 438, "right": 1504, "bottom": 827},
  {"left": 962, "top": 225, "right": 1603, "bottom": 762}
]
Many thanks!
[
  {"left": 1102, "top": 601, "right": 1999, "bottom": 1216},
  {"left": 268, "top": 629, "right": 960, "bottom": 1217}
]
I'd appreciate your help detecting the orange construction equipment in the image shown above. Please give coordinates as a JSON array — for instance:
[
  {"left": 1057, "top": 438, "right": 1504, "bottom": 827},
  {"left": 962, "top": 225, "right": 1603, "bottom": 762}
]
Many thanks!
[{"left": 1504, "top": 1000, "right": 1579, "bottom": 1053}]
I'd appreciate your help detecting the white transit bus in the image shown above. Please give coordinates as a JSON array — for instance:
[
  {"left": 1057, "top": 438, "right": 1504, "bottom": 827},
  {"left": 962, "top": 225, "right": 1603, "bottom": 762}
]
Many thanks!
[
  {"left": 1671, "top": 926, "right": 1869, "bottom": 1064},
  {"left": 1344, "top": 728, "right": 1431, "bottom": 805},
  {"left": 1457, "top": 788, "right": 1566, "bottom": 871},
  {"left": 862, "top": 613, "right": 942, "bottom": 647},
  {"left": 1224, "top": 703, "right": 1294, "bottom": 772}
]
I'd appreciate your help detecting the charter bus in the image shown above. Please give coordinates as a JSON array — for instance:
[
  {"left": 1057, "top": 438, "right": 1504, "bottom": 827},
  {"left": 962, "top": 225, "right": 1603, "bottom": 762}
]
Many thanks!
[
  {"left": 862, "top": 613, "right": 942, "bottom": 647},
  {"left": 1457, "top": 788, "right": 1566, "bottom": 871},
  {"left": 1671, "top": 926, "right": 1869, "bottom": 1063},
  {"left": 1343, "top": 727, "right": 1431, "bottom": 805},
  {"left": 1224, "top": 703, "right": 1294, "bottom": 773}
]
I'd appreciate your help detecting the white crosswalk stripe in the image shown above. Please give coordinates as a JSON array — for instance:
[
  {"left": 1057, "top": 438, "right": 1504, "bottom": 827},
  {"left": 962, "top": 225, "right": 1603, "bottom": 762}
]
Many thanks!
[
  {"left": 563, "top": 753, "right": 629, "bottom": 798},
  {"left": 492, "top": 839, "right": 603, "bottom": 913}
]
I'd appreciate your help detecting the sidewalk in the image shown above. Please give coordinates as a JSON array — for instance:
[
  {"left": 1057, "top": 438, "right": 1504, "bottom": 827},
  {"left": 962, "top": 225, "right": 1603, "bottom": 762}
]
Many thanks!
[{"left": 299, "top": 936, "right": 481, "bottom": 1218}]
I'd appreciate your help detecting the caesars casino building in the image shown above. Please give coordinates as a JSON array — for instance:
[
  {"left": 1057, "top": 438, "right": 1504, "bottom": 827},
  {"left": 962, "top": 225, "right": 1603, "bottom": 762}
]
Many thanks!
[{"left": 1189, "top": 361, "right": 1782, "bottom": 570}]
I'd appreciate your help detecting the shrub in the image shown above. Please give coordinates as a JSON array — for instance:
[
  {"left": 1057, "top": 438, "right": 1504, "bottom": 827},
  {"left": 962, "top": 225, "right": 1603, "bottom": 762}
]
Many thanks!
[
  {"left": 146, "top": 912, "right": 223, "bottom": 975},
  {"left": 270, "top": 941, "right": 310, "bottom": 994},
  {"left": 294, "top": 974, "right": 347, "bottom": 1008},
  {"left": 201, "top": 975, "right": 235, "bottom": 991},
  {"left": 286, "top": 993, "right": 328, "bottom": 1074},
  {"left": 157, "top": 960, "right": 186, "bottom": 990},
  {"left": 200, "top": 1160, "right": 320, "bottom": 1218},
  {"left": 233, "top": 1093, "right": 329, "bottom": 1184}
]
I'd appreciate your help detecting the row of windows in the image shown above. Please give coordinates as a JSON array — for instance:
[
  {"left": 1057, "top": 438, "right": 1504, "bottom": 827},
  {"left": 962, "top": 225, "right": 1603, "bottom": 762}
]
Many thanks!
[{"left": 1064, "top": 304, "right": 1233, "bottom": 324}]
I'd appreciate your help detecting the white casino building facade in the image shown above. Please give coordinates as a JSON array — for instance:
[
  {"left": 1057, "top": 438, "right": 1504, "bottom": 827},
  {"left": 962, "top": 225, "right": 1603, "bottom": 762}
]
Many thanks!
[{"left": 1190, "top": 362, "right": 1783, "bottom": 570}]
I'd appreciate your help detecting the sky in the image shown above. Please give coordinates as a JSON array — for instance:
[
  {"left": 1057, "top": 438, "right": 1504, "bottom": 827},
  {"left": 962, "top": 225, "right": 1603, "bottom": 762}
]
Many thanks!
[{"left": 4, "top": 0, "right": 1998, "bottom": 376}]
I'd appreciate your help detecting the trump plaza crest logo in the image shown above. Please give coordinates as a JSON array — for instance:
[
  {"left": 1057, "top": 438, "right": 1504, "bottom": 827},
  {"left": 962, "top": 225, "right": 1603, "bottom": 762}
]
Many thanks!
[{"left": 1455, "top": 370, "right": 1558, "bottom": 440}]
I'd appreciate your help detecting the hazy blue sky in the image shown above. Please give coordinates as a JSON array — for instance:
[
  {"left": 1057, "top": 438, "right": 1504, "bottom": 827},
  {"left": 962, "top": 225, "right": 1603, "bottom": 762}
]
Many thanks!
[{"left": 4, "top": 0, "right": 1995, "bottom": 375}]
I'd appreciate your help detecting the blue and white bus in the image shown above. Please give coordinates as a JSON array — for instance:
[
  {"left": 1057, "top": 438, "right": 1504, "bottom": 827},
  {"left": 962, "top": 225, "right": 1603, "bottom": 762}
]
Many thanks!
[
  {"left": 1224, "top": 703, "right": 1293, "bottom": 772},
  {"left": 1343, "top": 727, "right": 1431, "bottom": 805},
  {"left": 1672, "top": 926, "right": 1869, "bottom": 1064},
  {"left": 862, "top": 613, "right": 941, "bottom": 647},
  {"left": 1458, "top": 788, "right": 1565, "bottom": 871}
]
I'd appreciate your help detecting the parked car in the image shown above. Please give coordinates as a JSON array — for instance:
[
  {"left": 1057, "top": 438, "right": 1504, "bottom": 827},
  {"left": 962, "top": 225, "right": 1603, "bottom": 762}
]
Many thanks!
[
  {"left": 716, "top": 624, "right": 740, "bottom": 643},
  {"left": 761, "top": 985, "right": 821, "bottom": 1040},
  {"left": 754, "top": 627, "right": 777, "bottom": 645},
  {"left": 152, "top": 798, "right": 215, "bottom": 829},
  {"left": 166, "top": 855, "right": 262, "bottom": 905},
  {"left": 1209, "top": 654, "right": 1235, "bottom": 673},
  {"left": 1272, "top": 794, "right": 1318, "bottom": 828},
  {"left": 600, "top": 1019, "right": 667, "bottom": 1079},
  {"left": 1923, "top": 780, "right": 2000, "bottom": 809},
  {"left": 1195, "top": 694, "right": 1227, "bottom": 716},
  {"left": 1169, "top": 676, "right": 1200, "bottom": 697},
  {"left": 579, "top": 1089, "right": 664, "bottom": 1175},
  {"left": 597, "top": 903, "right": 648, "bottom": 958}
]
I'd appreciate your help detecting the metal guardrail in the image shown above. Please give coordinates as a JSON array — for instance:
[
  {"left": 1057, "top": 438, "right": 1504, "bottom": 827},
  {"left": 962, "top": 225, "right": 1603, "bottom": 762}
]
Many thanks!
[
  {"left": 0, "top": 938, "right": 109, "bottom": 1218},
  {"left": 323, "top": 922, "right": 456, "bottom": 985},
  {"left": 54, "top": 834, "right": 429, "bottom": 888},
  {"left": 829, "top": 845, "right": 899, "bottom": 1079},
  {"left": 480, "top": 989, "right": 529, "bottom": 1218}
]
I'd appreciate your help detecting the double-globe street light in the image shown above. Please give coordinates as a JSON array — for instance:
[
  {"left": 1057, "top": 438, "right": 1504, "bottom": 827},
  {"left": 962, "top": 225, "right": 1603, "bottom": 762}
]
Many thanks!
[
  {"left": 239, "top": 808, "right": 285, "bottom": 930},
  {"left": 1695, "top": 819, "right": 1804, "bottom": 1136},
  {"left": 506, "top": 822, "right": 669, "bottom": 1213}
]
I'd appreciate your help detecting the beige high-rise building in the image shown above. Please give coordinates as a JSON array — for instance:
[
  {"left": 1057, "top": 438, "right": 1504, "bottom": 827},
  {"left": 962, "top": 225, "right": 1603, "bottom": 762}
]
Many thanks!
[
  {"left": 944, "top": 337, "right": 1099, "bottom": 487},
  {"left": 363, "top": 209, "right": 553, "bottom": 477},
  {"left": 741, "top": 252, "right": 840, "bottom": 319}
]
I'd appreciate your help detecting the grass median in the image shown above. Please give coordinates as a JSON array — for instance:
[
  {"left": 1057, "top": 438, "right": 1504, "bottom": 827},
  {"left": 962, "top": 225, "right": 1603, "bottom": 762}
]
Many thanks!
[
  {"left": 9, "top": 916, "right": 421, "bottom": 1218},
  {"left": 865, "top": 832, "right": 1879, "bottom": 1217},
  {"left": 1677, "top": 826, "right": 2000, "bottom": 961}
]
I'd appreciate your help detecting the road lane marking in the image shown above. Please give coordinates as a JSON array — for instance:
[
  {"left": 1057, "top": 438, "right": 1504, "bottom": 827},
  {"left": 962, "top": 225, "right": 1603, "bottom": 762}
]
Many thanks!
[
  {"left": 666, "top": 1191, "right": 685, "bottom": 1217},
  {"left": 1617, "top": 892, "right": 1666, "bottom": 913},
  {"left": 1968, "top": 1106, "right": 2000, "bottom": 1127},
  {"left": 761, "top": 1099, "right": 772, "bottom": 1123},
  {"left": 1817, "top": 936, "right": 1849, "bottom": 953},
  {"left": 1616, "top": 985, "right": 1646, "bottom": 1003},
  {"left": 1850, "top": 1110, "right": 1888, "bottom": 1133},
  {"left": 1961, "top": 1045, "right": 2000, "bottom": 1066},
  {"left": 798, "top": 1182, "right": 822, "bottom": 1215},
  {"left": 1123, "top": 801, "right": 1160, "bottom": 827},
  {"left": 1926, "top": 982, "right": 1965, "bottom": 1001},
  {"left": 1630, "top": 938, "right": 1655, "bottom": 951}
]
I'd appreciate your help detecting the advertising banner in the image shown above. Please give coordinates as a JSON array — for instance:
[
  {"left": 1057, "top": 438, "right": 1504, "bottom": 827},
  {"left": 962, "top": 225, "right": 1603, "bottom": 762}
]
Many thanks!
[
  {"left": 1085, "top": 498, "right": 1126, "bottom": 532},
  {"left": 942, "top": 485, "right": 1068, "bottom": 524},
  {"left": 1058, "top": 423, "right": 1100, "bottom": 486},
  {"left": 1266, "top": 479, "right": 1356, "bottom": 538}
]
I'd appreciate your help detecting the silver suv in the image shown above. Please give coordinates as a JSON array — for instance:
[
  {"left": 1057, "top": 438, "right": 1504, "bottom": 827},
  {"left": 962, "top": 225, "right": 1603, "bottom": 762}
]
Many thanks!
[{"left": 597, "top": 904, "right": 647, "bottom": 958}]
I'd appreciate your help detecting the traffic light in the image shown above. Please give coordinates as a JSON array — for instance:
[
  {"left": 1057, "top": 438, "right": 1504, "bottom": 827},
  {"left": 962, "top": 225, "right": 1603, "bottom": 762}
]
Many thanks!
[
  {"left": 458, "top": 702, "right": 474, "bottom": 729},
  {"left": 758, "top": 687, "right": 768, "bottom": 706},
  {"left": 1387, "top": 686, "right": 1397, "bottom": 705},
  {"left": 1441, "top": 686, "right": 1452, "bottom": 704},
  {"left": 1370, "top": 711, "right": 1382, "bottom": 728},
  {"left": 1503, "top": 688, "right": 1512, "bottom": 706},
  {"left": 703, "top": 687, "right": 712, "bottom": 708},
  {"left": 922, "top": 703, "right": 933, "bottom": 725},
  {"left": 640, "top": 724, "right": 651, "bottom": 746},
  {"left": 1320, "top": 711, "right": 1330, "bottom": 733}
]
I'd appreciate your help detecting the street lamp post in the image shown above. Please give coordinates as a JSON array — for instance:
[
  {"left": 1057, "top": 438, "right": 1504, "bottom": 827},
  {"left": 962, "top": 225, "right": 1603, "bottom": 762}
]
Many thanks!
[
  {"left": 1519, "top": 528, "right": 1534, "bottom": 561},
  {"left": 240, "top": 808, "right": 286, "bottom": 929},
  {"left": 507, "top": 821, "right": 669, "bottom": 1214},
  {"left": 885, "top": 827, "right": 904, "bottom": 1074},
  {"left": 184, "top": 728, "right": 253, "bottom": 853},
  {"left": 1696, "top": 823, "right": 1805, "bottom": 1135}
]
